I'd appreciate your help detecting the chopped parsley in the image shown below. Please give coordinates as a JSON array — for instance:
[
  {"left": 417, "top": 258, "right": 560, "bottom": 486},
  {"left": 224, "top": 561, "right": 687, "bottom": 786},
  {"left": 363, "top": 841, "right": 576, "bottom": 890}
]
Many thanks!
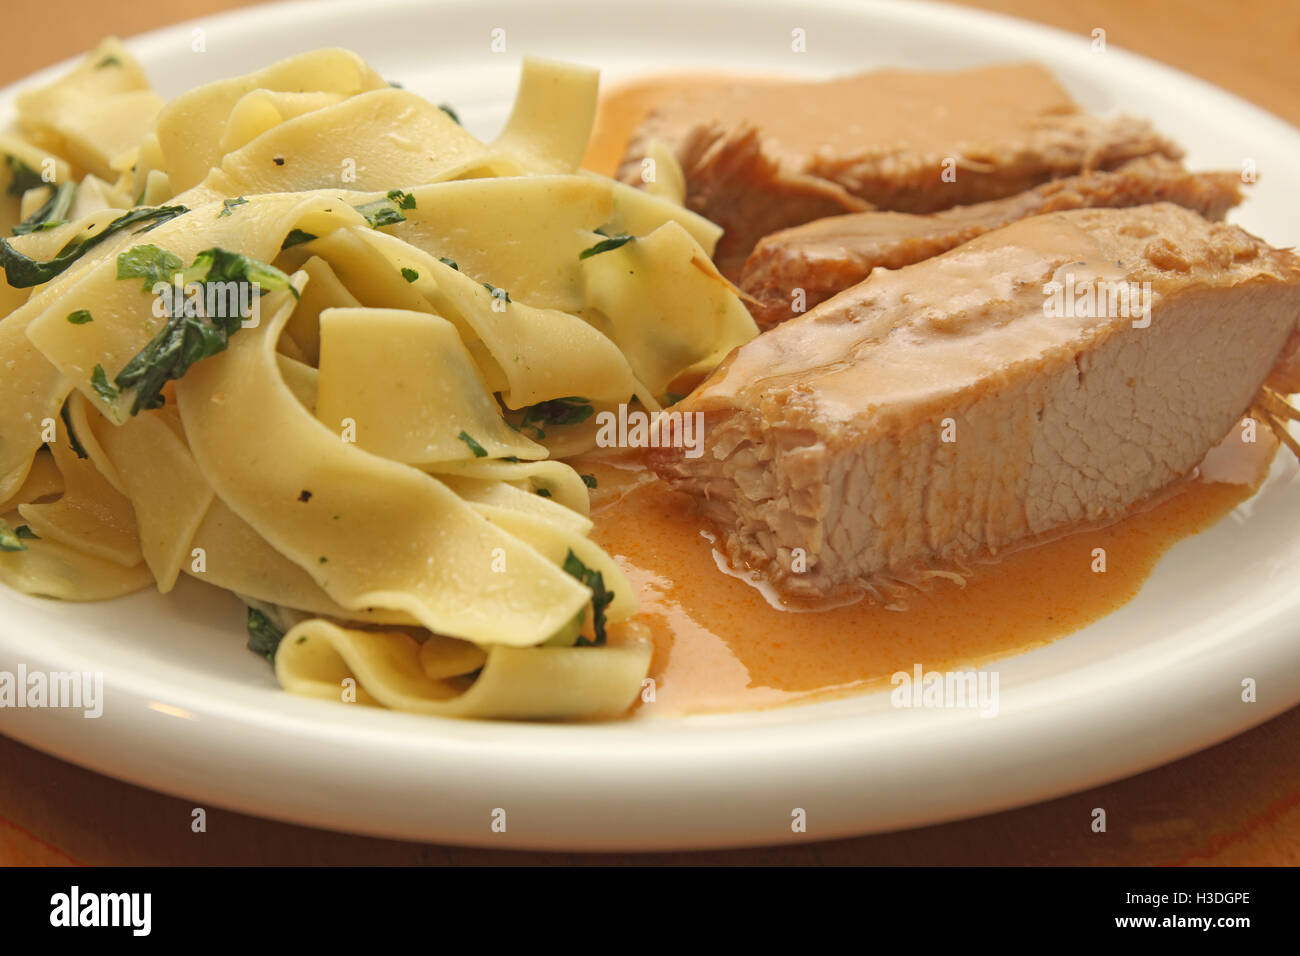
[
  {"left": 0, "top": 522, "right": 28, "bottom": 553},
  {"left": 580, "top": 474, "right": 598, "bottom": 488},
  {"left": 0, "top": 204, "right": 187, "bottom": 288},
  {"left": 245, "top": 607, "right": 285, "bottom": 664},
  {"left": 438, "top": 256, "right": 459, "bottom": 271},
  {"left": 5, "top": 155, "right": 44, "bottom": 197},
  {"left": 438, "top": 103, "right": 461, "bottom": 125},
  {"left": 457, "top": 430, "right": 488, "bottom": 458},
  {"left": 280, "top": 228, "right": 317, "bottom": 249},
  {"left": 109, "top": 246, "right": 295, "bottom": 414},
  {"left": 400, "top": 267, "right": 418, "bottom": 282},
  {"left": 562, "top": 549, "right": 613, "bottom": 646},
  {"left": 519, "top": 396, "right": 593, "bottom": 439},
  {"left": 354, "top": 196, "right": 407, "bottom": 229},
  {"left": 186, "top": 246, "right": 296, "bottom": 297},
  {"left": 59, "top": 401, "right": 88, "bottom": 459},
  {"left": 90, "top": 365, "right": 118, "bottom": 404},
  {"left": 482, "top": 282, "right": 510, "bottom": 303},
  {"left": 95, "top": 55, "right": 122, "bottom": 69},
  {"left": 536, "top": 487, "right": 552, "bottom": 498},
  {"left": 386, "top": 189, "right": 416, "bottom": 210},
  {"left": 579, "top": 233, "right": 635, "bottom": 260},
  {"left": 66, "top": 309, "right": 93, "bottom": 324},
  {"left": 14, "top": 525, "right": 38, "bottom": 540},
  {"left": 0, "top": 519, "right": 27, "bottom": 552},
  {"left": 116, "top": 243, "right": 182, "bottom": 291},
  {"left": 218, "top": 196, "right": 248, "bottom": 218},
  {"left": 12, "top": 181, "right": 76, "bottom": 236}
]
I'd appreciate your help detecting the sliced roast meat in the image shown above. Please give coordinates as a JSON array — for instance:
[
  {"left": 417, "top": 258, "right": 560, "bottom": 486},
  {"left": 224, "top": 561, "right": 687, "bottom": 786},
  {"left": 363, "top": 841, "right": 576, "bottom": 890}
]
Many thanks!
[
  {"left": 618, "top": 63, "right": 1182, "bottom": 278},
  {"left": 650, "top": 204, "right": 1300, "bottom": 603},
  {"left": 741, "top": 156, "right": 1244, "bottom": 328}
]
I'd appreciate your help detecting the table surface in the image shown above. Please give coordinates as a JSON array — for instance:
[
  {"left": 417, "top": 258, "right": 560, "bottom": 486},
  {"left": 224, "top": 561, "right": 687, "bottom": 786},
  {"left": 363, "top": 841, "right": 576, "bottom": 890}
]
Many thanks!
[{"left": 2, "top": 0, "right": 1299, "bottom": 866}]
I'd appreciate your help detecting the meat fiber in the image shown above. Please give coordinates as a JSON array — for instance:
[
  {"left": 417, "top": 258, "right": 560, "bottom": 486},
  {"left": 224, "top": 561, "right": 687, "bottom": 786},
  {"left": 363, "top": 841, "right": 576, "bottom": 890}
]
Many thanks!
[
  {"left": 741, "top": 156, "right": 1243, "bottom": 328},
  {"left": 650, "top": 204, "right": 1300, "bottom": 602}
]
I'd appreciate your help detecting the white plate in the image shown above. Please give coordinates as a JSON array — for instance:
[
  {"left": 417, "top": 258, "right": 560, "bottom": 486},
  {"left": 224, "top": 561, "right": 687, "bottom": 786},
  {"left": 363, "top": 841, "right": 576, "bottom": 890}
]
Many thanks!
[{"left": 2, "top": 0, "right": 1300, "bottom": 851}]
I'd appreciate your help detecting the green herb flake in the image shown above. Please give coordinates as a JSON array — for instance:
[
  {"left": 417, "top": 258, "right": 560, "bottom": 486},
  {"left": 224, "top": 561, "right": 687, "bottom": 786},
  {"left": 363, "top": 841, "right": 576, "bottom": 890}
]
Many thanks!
[
  {"left": 0, "top": 205, "right": 187, "bottom": 288},
  {"left": 12, "top": 181, "right": 76, "bottom": 236},
  {"left": 0, "top": 519, "right": 27, "bottom": 552},
  {"left": 185, "top": 246, "right": 296, "bottom": 297},
  {"left": 116, "top": 243, "right": 182, "bottom": 291},
  {"left": 386, "top": 189, "right": 416, "bottom": 210},
  {"left": 90, "top": 364, "right": 119, "bottom": 404},
  {"left": 111, "top": 246, "right": 296, "bottom": 415},
  {"left": 245, "top": 607, "right": 285, "bottom": 664},
  {"left": 580, "top": 474, "right": 598, "bottom": 488},
  {"left": 280, "top": 228, "right": 317, "bottom": 249},
  {"left": 4, "top": 155, "right": 44, "bottom": 197},
  {"left": 454, "top": 431, "right": 486, "bottom": 457},
  {"left": 14, "top": 525, "right": 38, "bottom": 540},
  {"left": 218, "top": 197, "right": 248, "bottom": 218},
  {"left": 400, "top": 267, "right": 419, "bottom": 283},
  {"left": 438, "top": 256, "right": 459, "bottom": 271},
  {"left": 59, "top": 401, "right": 88, "bottom": 459},
  {"left": 66, "top": 309, "right": 93, "bottom": 325},
  {"left": 438, "top": 104, "right": 461, "bottom": 125},
  {"left": 520, "top": 396, "right": 593, "bottom": 439},
  {"left": 95, "top": 55, "right": 122, "bottom": 69},
  {"left": 579, "top": 233, "right": 635, "bottom": 260},
  {"left": 536, "top": 487, "right": 552, "bottom": 498},
  {"left": 562, "top": 549, "right": 614, "bottom": 646},
  {"left": 482, "top": 282, "right": 510, "bottom": 303},
  {"left": 458, "top": 431, "right": 488, "bottom": 458},
  {"left": 354, "top": 197, "right": 406, "bottom": 229}
]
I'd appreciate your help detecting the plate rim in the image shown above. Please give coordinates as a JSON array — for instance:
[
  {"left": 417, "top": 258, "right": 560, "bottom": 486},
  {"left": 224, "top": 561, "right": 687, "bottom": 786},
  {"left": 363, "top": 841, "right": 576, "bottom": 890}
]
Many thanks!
[{"left": 1, "top": 0, "right": 1299, "bottom": 851}]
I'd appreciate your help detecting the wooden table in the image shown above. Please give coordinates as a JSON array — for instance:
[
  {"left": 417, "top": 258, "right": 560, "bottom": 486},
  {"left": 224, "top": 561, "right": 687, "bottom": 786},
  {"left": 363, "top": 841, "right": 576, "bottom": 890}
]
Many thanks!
[{"left": 2, "top": 0, "right": 1298, "bottom": 865}]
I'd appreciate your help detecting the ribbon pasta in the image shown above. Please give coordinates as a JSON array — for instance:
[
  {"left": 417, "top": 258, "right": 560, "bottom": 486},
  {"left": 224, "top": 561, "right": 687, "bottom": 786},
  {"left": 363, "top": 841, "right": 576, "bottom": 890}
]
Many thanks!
[{"left": 0, "top": 40, "right": 755, "bottom": 720}]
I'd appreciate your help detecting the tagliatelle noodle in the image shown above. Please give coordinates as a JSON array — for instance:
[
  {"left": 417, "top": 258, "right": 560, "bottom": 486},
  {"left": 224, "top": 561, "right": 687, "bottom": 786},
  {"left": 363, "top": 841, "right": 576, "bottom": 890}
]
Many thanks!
[{"left": 0, "top": 42, "right": 759, "bottom": 720}]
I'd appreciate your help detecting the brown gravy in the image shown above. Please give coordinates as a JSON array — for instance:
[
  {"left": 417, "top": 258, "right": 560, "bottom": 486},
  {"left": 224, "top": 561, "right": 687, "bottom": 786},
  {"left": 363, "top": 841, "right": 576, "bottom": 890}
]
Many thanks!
[
  {"left": 580, "top": 444, "right": 1269, "bottom": 718},
  {"left": 582, "top": 71, "right": 786, "bottom": 176}
]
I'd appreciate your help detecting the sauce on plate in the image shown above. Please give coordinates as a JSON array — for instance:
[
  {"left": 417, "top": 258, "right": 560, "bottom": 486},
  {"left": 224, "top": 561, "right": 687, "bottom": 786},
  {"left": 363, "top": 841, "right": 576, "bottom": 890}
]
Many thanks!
[{"left": 580, "top": 429, "right": 1273, "bottom": 718}]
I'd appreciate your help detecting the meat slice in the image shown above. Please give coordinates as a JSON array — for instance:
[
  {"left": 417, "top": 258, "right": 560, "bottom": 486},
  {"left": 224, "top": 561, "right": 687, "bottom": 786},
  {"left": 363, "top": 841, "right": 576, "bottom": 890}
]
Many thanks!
[
  {"left": 741, "top": 156, "right": 1244, "bottom": 328},
  {"left": 650, "top": 204, "right": 1300, "bottom": 603},
  {"left": 658, "top": 123, "right": 872, "bottom": 282},
  {"left": 618, "top": 63, "right": 1182, "bottom": 278}
]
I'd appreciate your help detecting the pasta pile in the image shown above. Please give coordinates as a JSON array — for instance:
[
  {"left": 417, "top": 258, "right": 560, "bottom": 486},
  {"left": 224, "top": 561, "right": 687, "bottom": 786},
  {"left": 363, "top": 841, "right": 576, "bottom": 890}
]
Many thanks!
[{"left": 0, "top": 39, "right": 757, "bottom": 719}]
